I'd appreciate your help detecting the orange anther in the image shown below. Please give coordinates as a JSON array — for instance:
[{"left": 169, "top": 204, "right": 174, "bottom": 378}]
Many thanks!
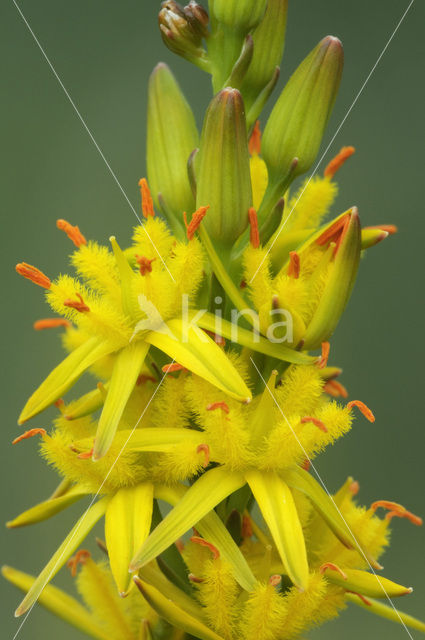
[
  {"left": 56, "top": 219, "right": 87, "bottom": 247},
  {"left": 301, "top": 416, "right": 328, "bottom": 433},
  {"left": 67, "top": 549, "right": 91, "bottom": 577},
  {"left": 204, "top": 330, "right": 226, "bottom": 347},
  {"left": 371, "top": 501, "right": 422, "bottom": 526},
  {"left": 77, "top": 447, "right": 94, "bottom": 460},
  {"left": 324, "top": 379, "right": 348, "bottom": 398},
  {"left": 317, "top": 342, "right": 330, "bottom": 369},
  {"left": 16, "top": 263, "right": 51, "bottom": 289},
  {"left": 248, "top": 207, "right": 260, "bottom": 248},
  {"left": 324, "top": 146, "right": 355, "bottom": 179},
  {"left": 347, "top": 400, "right": 375, "bottom": 423},
  {"left": 190, "top": 536, "right": 220, "bottom": 560},
  {"left": 138, "top": 178, "right": 155, "bottom": 218},
  {"left": 288, "top": 251, "right": 300, "bottom": 278},
  {"left": 196, "top": 444, "right": 210, "bottom": 468},
  {"left": 269, "top": 574, "right": 282, "bottom": 587},
  {"left": 12, "top": 428, "right": 46, "bottom": 445},
  {"left": 242, "top": 515, "right": 253, "bottom": 539},
  {"left": 135, "top": 255, "right": 156, "bottom": 275},
  {"left": 301, "top": 458, "right": 311, "bottom": 471},
  {"left": 346, "top": 591, "right": 372, "bottom": 606},
  {"left": 188, "top": 573, "right": 204, "bottom": 583},
  {"left": 161, "top": 362, "right": 187, "bottom": 373},
  {"left": 316, "top": 212, "right": 351, "bottom": 255},
  {"left": 206, "top": 401, "right": 230, "bottom": 414},
  {"left": 54, "top": 398, "right": 66, "bottom": 414},
  {"left": 319, "top": 562, "right": 348, "bottom": 580},
  {"left": 33, "top": 318, "right": 71, "bottom": 331},
  {"left": 136, "top": 374, "right": 157, "bottom": 385},
  {"left": 175, "top": 539, "right": 184, "bottom": 552},
  {"left": 63, "top": 293, "right": 90, "bottom": 313},
  {"left": 349, "top": 480, "right": 360, "bottom": 495},
  {"left": 249, "top": 120, "right": 262, "bottom": 155},
  {"left": 183, "top": 206, "right": 209, "bottom": 241},
  {"left": 366, "top": 224, "right": 398, "bottom": 235}
]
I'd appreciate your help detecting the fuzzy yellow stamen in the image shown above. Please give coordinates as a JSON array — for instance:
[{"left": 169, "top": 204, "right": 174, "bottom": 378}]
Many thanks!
[
  {"left": 135, "top": 254, "right": 156, "bottom": 275},
  {"left": 288, "top": 251, "right": 300, "bottom": 278},
  {"left": 196, "top": 444, "right": 210, "bottom": 467},
  {"left": 67, "top": 549, "right": 91, "bottom": 577},
  {"left": 56, "top": 219, "right": 87, "bottom": 247},
  {"left": 324, "top": 379, "right": 348, "bottom": 398},
  {"left": 206, "top": 401, "right": 230, "bottom": 414},
  {"left": 248, "top": 207, "right": 260, "bottom": 248},
  {"left": 318, "top": 342, "right": 330, "bottom": 369},
  {"left": 138, "top": 178, "right": 155, "bottom": 218},
  {"left": 324, "top": 146, "right": 355, "bottom": 178},
  {"left": 301, "top": 416, "right": 328, "bottom": 433},
  {"left": 320, "top": 562, "right": 348, "bottom": 580},
  {"left": 190, "top": 536, "right": 220, "bottom": 559},
  {"left": 371, "top": 501, "right": 423, "bottom": 526},
  {"left": 16, "top": 263, "right": 51, "bottom": 289},
  {"left": 63, "top": 293, "right": 90, "bottom": 313},
  {"left": 347, "top": 400, "right": 375, "bottom": 423},
  {"left": 12, "top": 428, "right": 46, "bottom": 445},
  {"left": 249, "top": 120, "right": 262, "bottom": 155},
  {"left": 33, "top": 318, "right": 71, "bottom": 330},
  {"left": 183, "top": 206, "right": 209, "bottom": 240}
]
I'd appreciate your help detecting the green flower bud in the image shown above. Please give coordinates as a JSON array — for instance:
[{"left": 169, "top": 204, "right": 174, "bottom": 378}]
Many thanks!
[
  {"left": 158, "top": 1, "right": 210, "bottom": 71},
  {"left": 196, "top": 88, "right": 252, "bottom": 248},
  {"left": 241, "top": 0, "right": 288, "bottom": 111},
  {"left": 147, "top": 63, "right": 199, "bottom": 237},
  {"left": 261, "top": 36, "right": 343, "bottom": 213},
  {"left": 210, "top": 0, "right": 268, "bottom": 33}
]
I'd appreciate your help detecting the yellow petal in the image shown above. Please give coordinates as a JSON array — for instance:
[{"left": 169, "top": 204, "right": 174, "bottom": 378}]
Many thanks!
[
  {"left": 105, "top": 483, "right": 154, "bottom": 595},
  {"left": 93, "top": 341, "right": 149, "bottom": 460},
  {"left": 19, "top": 337, "right": 114, "bottom": 424},
  {"left": 74, "top": 428, "right": 204, "bottom": 455},
  {"left": 130, "top": 468, "right": 245, "bottom": 571},
  {"left": 323, "top": 567, "right": 412, "bottom": 599},
  {"left": 133, "top": 577, "right": 224, "bottom": 640},
  {"left": 15, "top": 498, "right": 108, "bottom": 617},
  {"left": 145, "top": 318, "right": 252, "bottom": 402},
  {"left": 246, "top": 470, "right": 309, "bottom": 590},
  {"left": 346, "top": 593, "right": 425, "bottom": 633},
  {"left": 2, "top": 566, "right": 110, "bottom": 640},
  {"left": 65, "top": 383, "right": 108, "bottom": 420},
  {"left": 7, "top": 486, "right": 87, "bottom": 528}
]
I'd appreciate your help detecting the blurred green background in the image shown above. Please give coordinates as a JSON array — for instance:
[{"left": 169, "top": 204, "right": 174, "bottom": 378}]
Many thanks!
[{"left": 2, "top": 1, "right": 424, "bottom": 638}]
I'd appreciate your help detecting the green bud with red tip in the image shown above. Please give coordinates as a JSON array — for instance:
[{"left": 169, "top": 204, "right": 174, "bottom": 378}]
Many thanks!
[
  {"left": 196, "top": 88, "right": 252, "bottom": 248},
  {"left": 158, "top": 1, "right": 210, "bottom": 71},
  {"left": 147, "top": 62, "right": 199, "bottom": 238}
]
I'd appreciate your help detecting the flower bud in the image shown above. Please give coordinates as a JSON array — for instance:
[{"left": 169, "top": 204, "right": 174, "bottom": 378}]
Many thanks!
[
  {"left": 147, "top": 63, "right": 199, "bottom": 236},
  {"left": 196, "top": 88, "right": 252, "bottom": 247},
  {"left": 241, "top": 0, "right": 288, "bottom": 110},
  {"left": 210, "top": 0, "right": 268, "bottom": 33},
  {"left": 158, "top": 1, "right": 210, "bottom": 70},
  {"left": 261, "top": 36, "right": 343, "bottom": 208}
]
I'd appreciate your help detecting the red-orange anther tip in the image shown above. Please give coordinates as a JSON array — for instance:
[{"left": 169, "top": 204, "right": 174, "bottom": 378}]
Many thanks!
[
  {"left": 135, "top": 255, "right": 156, "bottom": 275},
  {"left": 184, "top": 206, "right": 209, "bottom": 240},
  {"left": 196, "top": 444, "right": 210, "bottom": 468},
  {"left": 138, "top": 178, "right": 155, "bottom": 218},
  {"left": 33, "top": 318, "right": 71, "bottom": 331},
  {"left": 316, "top": 213, "right": 351, "bottom": 255},
  {"left": 269, "top": 574, "right": 282, "bottom": 587},
  {"left": 206, "top": 401, "right": 230, "bottom": 414},
  {"left": 63, "top": 293, "right": 90, "bottom": 313},
  {"left": 301, "top": 458, "right": 311, "bottom": 471},
  {"left": 248, "top": 207, "right": 260, "bottom": 248},
  {"left": 319, "top": 562, "right": 348, "bottom": 580},
  {"left": 67, "top": 550, "right": 91, "bottom": 577},
  {"left": 12, "top": 428, "right": 46, "bottom": 445},
  {"left": 56, "top": 219, "right": 87, "bottom": 247},
  {"left": 349, "top": 480, "right": 360, "bottom": 495},
  {"left": 347, "top": 591, "right": 372, "bottom": 606},
  {"left": 136, "top": 374, "right": 157, "bottom": 385},
  {"left": 188, "top": 573, "right": 204, "bottom": 583},
  {"left": 175, "top": 539, "right": 184, "bottom": 552},
  {"left": 249, "top": 120, "right": 262, "bottom": 155},
  {"left": 16, "top": 263, "right": 51, "bottom": 289},
  {"left": 317, "top": 342, "right": 330, "bottom": 369},
  {"left": 288, "top": 251, "right": 300, "bottom": 278},
  {"left": 161, "top": 362, "right": 187, "bottom": 374},
  {"left": 301, "top": 416, "right": 328, "bottom": 433},
  {"left": 324, "top": 146, "right": 356, "bottom": 178},
  {"left": 371, "top": 500, "right": 422, "bottom": 526},
  {"left": 190, "top": 536, "right": 220, "bottom": 560},
  {"left": 323, "top": 379, "right": 348, "bottom": 398},
  {"left": 241, "top": 515, "right": 253, "bottom": 539},
  {"left": 367, "top": 224, "right": 398, "bottom": 235},
  {"left": 347, "top": 400, "right": 375, "bottom": 423},
  {"left": 77, "top": 447, "right": 94, "bottom": 460}
]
